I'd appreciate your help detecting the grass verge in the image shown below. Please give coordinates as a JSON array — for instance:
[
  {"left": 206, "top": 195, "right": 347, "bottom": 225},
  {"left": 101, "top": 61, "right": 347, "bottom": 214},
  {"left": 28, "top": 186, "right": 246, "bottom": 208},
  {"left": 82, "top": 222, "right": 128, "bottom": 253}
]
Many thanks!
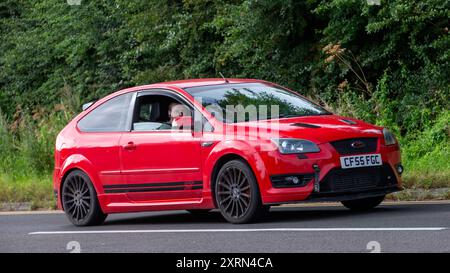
[{"left": 0, "top": 174, "right": 55, "bottom": 210}]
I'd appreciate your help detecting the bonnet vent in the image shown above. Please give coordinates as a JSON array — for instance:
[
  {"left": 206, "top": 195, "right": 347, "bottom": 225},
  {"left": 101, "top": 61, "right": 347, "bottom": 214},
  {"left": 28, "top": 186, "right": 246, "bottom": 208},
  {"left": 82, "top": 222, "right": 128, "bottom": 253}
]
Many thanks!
[
  {"left": 290, "top": 123, "right": 321, "bottom": 129},
  {"left": 339, "top": 119, "right": 357, "bottom": 125}
]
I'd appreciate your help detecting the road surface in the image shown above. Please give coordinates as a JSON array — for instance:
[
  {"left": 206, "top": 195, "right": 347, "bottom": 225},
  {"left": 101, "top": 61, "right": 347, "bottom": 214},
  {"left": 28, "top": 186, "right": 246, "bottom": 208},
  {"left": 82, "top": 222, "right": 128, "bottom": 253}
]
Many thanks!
[{"left": 1, "top": 201, "right": 449, "bottom": 253}]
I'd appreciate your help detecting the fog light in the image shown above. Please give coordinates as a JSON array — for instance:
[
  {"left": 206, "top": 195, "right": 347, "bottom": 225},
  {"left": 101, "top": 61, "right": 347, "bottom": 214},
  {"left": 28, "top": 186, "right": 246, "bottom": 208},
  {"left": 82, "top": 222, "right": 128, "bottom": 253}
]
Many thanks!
[
  {"left": 286, "top": 176, "right": 300, "bottom": 184},
  {"left": 396, "top": 164, "right": 404, "bottom": 175},
  {"left": 270, "top": 174, "right": 314, "bottom": 188}
]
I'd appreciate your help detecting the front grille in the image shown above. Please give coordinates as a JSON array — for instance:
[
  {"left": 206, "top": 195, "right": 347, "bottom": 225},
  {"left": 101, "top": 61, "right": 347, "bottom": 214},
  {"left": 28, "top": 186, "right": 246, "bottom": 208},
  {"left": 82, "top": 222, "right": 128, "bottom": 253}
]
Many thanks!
[
  {"left": 330, "top": 138, "right": 378, "bottom": 155},
  {"left": 319, "top": 165, "right": 397, "bottom": 194}
]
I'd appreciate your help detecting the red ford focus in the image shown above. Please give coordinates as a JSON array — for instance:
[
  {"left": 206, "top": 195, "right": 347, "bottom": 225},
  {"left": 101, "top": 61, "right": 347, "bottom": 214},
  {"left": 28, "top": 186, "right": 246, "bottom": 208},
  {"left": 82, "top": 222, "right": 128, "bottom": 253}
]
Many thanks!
[{"left": 54, "top": 78, "right": 403, "bottom": 226}]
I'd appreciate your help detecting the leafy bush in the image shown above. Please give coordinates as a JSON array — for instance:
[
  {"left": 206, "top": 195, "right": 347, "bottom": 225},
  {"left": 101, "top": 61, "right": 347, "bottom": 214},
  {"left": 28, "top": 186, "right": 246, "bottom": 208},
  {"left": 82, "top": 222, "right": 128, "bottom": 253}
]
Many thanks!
[{"left": 0, "top": 0, "right": 448, "bottom": 204}]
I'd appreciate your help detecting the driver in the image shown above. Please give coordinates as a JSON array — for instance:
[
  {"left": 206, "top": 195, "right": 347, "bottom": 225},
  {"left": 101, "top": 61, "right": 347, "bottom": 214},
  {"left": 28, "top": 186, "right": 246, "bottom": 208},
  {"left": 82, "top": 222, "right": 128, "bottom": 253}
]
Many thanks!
[
  {"left": 168, "top": 102, "right": 189, "bottom": 122},
  {"left": 158, "top": 102, "right": 191, "bottom": 130}
]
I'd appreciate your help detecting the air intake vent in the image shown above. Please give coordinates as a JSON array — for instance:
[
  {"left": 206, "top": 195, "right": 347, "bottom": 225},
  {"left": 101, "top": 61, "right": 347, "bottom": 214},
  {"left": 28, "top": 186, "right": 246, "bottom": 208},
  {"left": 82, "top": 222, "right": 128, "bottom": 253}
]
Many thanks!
[
  {"left": 291, "top": 123, "right": 321, "bottom": 129},
  {"left": 339, "top": 119, "right": 357, "bottom": 125},
  {"left": 318, "top": 165, "right": 398, "bottom": 193}
]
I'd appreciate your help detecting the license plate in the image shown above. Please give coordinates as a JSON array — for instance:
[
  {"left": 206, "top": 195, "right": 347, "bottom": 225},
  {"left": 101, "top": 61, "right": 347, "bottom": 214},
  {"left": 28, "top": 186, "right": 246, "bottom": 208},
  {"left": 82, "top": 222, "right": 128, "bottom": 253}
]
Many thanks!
[{"left": 340, "top": 154, "right": 382, "bottom": 169}]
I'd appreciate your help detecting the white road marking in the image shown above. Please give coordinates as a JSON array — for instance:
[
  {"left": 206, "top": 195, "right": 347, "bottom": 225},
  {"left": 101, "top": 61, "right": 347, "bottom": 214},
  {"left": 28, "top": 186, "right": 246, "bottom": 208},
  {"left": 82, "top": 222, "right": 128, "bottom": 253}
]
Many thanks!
[{"left": 29, "top": 227, "right": 448, "bottom": 235}]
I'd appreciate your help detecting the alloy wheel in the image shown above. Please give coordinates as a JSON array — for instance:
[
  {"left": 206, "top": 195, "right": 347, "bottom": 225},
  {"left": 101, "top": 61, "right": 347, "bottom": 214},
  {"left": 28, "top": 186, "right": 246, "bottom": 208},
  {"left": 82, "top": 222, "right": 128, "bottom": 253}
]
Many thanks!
[
  {"left": 62, "top": 173, "right": 92, "bottom": 222},
  {"left": 217, "top": 166, "right": 251, "bottom": 219}
]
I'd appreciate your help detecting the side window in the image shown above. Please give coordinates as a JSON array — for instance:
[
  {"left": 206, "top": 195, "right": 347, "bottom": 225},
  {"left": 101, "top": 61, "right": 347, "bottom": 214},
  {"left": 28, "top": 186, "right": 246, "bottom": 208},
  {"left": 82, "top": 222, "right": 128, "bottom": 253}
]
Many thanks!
[
  {"left": 132, "top": 94, "right": 193, "bottom": 132},
  {"left": 78, "top": 93, "right": 132, "bottom": 132}
]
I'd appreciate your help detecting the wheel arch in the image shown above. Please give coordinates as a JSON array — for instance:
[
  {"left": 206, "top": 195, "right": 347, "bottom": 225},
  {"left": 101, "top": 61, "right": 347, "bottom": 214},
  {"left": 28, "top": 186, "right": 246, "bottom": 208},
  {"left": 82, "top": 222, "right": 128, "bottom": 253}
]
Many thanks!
[{"left": 59, "top": 154, "right": 103, "bottom": 198}]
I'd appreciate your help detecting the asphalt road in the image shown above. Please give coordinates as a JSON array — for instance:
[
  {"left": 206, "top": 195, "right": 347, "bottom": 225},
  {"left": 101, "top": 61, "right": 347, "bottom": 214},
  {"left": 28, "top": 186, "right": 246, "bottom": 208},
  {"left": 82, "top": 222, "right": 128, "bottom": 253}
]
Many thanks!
[{"left": 1, "top": 201, "right": 449, "bottom": 253}]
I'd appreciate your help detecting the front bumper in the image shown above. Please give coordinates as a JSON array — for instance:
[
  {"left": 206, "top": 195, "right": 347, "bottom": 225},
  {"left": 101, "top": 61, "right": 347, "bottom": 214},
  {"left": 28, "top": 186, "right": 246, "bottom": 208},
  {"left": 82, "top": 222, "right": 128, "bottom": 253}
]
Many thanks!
[
  {"left": 259, "top": 140, "right": 402, "bottom": 204},
  {"left": 266, "top": 185, "right": 401, "bottom": 205},
  {"left": 266, "top": 164, "right": 402, "bottom": 205},
  {"left": 306, "top": 185, "right": 402, "bottom": 203}
]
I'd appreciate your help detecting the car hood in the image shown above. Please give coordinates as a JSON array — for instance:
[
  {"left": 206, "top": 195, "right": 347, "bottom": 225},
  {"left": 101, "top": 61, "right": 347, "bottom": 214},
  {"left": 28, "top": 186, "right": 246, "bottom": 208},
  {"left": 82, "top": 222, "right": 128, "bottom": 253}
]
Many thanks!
[{"left": 232, "top": 115, "right": 383, "bottom": 144}]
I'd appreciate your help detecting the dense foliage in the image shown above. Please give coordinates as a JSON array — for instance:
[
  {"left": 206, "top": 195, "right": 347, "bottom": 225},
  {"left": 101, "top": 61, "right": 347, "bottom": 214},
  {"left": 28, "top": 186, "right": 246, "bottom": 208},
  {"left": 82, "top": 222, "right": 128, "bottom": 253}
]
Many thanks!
[{"left": 0, "top": 0, "right": 448, "bottom": 196}]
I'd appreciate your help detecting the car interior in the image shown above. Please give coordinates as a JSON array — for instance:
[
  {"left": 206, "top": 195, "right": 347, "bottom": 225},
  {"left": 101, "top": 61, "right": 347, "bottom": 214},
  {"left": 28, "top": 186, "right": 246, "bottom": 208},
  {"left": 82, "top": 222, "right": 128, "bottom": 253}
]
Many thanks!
[{"left": 132, "top": 95, "right": 193, "bottom": 131}]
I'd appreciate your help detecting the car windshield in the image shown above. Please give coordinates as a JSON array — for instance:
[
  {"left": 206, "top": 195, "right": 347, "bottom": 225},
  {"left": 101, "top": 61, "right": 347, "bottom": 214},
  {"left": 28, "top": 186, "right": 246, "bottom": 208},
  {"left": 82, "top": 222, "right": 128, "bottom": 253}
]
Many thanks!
[{"left": 184, "top": 82, "right": 330, "bottom": 123}]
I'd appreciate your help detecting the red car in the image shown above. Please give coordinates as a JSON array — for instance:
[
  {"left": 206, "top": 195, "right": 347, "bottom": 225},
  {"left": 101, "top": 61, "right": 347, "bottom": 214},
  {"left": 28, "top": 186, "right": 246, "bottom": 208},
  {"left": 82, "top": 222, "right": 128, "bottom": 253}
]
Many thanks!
[{"left": 54, "top": 78, "right": 403, "bottom": 226}]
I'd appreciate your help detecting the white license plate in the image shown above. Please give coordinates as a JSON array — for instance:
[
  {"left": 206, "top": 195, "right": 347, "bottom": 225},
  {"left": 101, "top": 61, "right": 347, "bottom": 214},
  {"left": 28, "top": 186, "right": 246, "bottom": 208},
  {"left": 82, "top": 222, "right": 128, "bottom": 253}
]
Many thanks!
[{"left": 340, "top": 154, "right": 382, "bottom": 169}]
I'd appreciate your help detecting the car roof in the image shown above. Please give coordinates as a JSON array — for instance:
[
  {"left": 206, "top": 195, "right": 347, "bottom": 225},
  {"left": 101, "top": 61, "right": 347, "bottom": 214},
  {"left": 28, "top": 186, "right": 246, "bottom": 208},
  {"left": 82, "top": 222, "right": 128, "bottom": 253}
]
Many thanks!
[
  {"left": 157, "top": 78, "right": 268, "bottom": 89},
  {"left": 95, "top": 78, "right": 271, "bottom": 108}
]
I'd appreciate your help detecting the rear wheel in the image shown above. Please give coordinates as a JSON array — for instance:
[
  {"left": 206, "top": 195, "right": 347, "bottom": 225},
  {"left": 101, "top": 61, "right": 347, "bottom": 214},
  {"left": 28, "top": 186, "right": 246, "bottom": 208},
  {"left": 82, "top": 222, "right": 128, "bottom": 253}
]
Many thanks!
[
  {"left": 341, "top": 195, "right": 385, "bottom": 211},
  {"left": 215, "top": 160, "right": 264, "bottom": 224},
  {"left": 61, "top": 170, "right": 107, "bottom": 226}
]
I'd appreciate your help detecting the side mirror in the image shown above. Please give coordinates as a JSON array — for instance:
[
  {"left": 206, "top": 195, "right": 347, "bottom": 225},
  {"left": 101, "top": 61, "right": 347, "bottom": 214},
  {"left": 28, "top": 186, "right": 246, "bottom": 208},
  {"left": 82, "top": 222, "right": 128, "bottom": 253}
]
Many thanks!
[
  {"left": 172, "top": 116, "right": 193, "bottom": 130},
  {"left": 82, "top": 102, "right": 94, "bottom": 111}
]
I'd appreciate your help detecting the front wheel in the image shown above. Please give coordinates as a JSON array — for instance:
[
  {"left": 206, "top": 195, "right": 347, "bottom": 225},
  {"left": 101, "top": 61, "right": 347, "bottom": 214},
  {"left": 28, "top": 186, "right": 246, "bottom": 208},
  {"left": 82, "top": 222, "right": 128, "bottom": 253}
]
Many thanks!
[
  {"left": 61, "top": 170, "right": 107, "bottom": 226},
  {"left": 341, "top": 195, "right": 385, "bottom": 211},
  {"left": 215, "top": 160, "right": 264, "bottom": 224}
]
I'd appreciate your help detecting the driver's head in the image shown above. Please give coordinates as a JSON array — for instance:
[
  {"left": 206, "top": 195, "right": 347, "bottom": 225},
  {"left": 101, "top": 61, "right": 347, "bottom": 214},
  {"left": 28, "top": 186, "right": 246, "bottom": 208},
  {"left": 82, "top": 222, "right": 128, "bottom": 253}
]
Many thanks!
[{"left": 168, "top": 102, "right": 190, "bottom": 122}]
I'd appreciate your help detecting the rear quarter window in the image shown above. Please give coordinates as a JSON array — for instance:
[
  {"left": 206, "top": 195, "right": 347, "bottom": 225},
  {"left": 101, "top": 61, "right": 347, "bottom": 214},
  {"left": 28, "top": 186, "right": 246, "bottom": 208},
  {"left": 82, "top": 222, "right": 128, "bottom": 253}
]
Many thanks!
[{"left": 78, "top": 93, "right": 132, "bottom": 132}]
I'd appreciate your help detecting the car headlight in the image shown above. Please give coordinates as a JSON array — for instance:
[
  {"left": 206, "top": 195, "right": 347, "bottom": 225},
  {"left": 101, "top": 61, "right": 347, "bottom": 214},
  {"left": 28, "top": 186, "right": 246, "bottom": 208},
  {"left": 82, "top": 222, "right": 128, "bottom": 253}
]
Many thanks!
[
  {"left": 271, "top": 138, "right": 320, "bottom": 154},
  {"left": 383, "top": 128, "right": 397, "bottom": 146}
]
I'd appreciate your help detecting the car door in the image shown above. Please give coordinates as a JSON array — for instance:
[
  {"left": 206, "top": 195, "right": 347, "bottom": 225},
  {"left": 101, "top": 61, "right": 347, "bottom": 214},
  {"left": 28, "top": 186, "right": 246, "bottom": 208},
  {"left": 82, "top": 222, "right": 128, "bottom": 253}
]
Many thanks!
[
  {"left": 76, "top": 93, "right": 133, "bottom": 189},
  {"left": 119, "top": 90, "right": 203, "bottom": 202}
]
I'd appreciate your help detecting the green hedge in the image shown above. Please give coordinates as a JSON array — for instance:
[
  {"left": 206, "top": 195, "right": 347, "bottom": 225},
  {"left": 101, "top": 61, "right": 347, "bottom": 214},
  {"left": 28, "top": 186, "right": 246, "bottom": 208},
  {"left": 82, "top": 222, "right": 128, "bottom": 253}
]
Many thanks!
[{"left": 0, "top": 0, "right": 448, "bottom": 195}]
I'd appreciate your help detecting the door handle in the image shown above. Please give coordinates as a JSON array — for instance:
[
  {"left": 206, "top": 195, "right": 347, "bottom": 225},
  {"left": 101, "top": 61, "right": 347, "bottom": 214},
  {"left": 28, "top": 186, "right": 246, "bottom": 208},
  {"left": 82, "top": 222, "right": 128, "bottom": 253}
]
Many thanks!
[{"left": 123, "top": 142, "right": 137, "bottom": 151}]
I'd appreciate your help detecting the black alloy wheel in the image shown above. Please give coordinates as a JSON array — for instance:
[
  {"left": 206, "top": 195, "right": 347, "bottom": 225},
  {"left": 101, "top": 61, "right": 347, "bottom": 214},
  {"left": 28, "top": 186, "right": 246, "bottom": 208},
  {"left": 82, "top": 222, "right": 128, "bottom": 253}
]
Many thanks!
[
  {"left": 215, "top": 160, "right": 264, "bottom": 224},
  {"left": 62, "top": 170, "right": 107, "bottom": 226}
]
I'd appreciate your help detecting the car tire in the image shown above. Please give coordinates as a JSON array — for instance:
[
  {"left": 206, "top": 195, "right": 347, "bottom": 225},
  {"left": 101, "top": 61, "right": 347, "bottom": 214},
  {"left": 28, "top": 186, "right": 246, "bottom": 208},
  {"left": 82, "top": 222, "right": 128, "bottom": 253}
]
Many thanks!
[
  {"left": 215, "top": 159, "right": 264, "bottom": 224},
  {"left": 61, "top": 170, "right": 107, "bottom": 226},
  {"left": 341, "top": 195, "right": 385, "bottom": 211}
]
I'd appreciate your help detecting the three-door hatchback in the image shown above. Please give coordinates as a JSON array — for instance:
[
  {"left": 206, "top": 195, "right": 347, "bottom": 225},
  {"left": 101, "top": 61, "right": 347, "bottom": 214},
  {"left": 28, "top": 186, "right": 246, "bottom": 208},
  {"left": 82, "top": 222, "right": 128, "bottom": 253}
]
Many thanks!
[{"left": 54, "top": 78, "right": 403, "bottom": 226}]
